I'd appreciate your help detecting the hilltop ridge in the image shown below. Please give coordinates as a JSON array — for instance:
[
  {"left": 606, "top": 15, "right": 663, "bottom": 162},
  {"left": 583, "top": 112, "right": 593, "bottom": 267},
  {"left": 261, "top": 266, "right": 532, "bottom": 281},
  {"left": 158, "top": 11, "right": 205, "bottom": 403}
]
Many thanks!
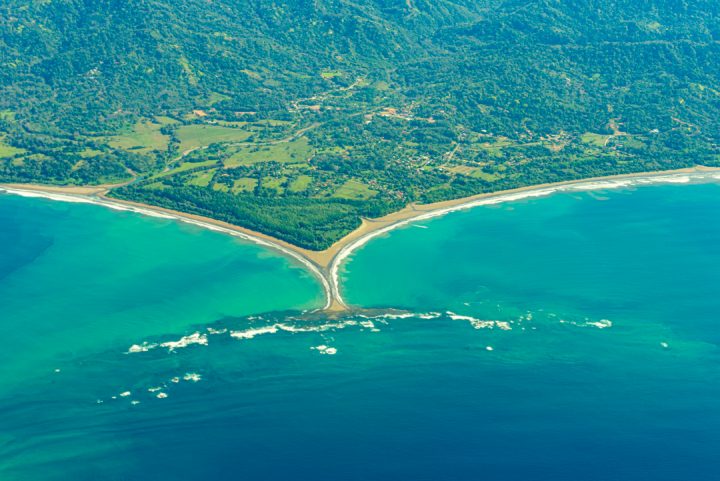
[{"left": 1, "top": 0, "right": 719, "bottom": 249}]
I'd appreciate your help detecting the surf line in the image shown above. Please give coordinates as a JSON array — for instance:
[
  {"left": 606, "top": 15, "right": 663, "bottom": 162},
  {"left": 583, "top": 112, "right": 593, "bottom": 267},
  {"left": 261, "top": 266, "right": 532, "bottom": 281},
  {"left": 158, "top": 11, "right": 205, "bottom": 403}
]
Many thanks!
[
  {"left": 3, "top": 168, "right": 720, "bottom": 313},
  {"left": 326, "top": 169, "right": 720, "bottom": 307},
  {"left": 0, "top": 186, "right": 336, "bottom": 311}
]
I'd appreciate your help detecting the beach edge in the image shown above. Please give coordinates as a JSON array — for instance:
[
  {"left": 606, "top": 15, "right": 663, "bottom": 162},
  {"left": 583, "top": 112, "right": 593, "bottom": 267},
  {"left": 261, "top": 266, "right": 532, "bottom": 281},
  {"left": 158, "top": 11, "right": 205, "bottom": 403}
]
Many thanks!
[{"left": 3, "top": 165, "right": 720, "bottom": 312}]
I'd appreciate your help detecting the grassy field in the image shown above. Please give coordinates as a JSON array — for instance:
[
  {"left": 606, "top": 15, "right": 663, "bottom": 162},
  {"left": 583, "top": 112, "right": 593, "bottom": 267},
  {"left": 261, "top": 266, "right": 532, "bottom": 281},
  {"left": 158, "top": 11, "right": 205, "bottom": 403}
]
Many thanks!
[
  {"left": 261, "top": 176, "right": 287, "bottom": 194},
  {"left": 232, "top": 177, "right": 257, "bottom": 193},
  {"left": 288, "top": 174, "right": 312, "bottom": 193},
  {"left": 255, "top": 119, "right": 292, "bottom": 127},
  {"left": 320, "top": 70, "right": 343, "bottom": 79},
  {"left": 0, "top": 137, "right": 26, "bottom": 158},
  {"left": 225, "top": 137, "right": 313, "bottom": 167},
  {"left": 0, "top": 110, "right": 16, "bottom": 121},
  {"left": 444, "top": 165, "right": 499, "bottom": 181},
  {"left": 187, "top": 169, "right": 216, "bottom": 187},
  {"left": 472, "top": 171, "right": 499, "bottom": 182},
  {"left": 79, "top": 148, "right": 104, "bottom": 158},
  {"left": 333, "top": 179, "right": 377, "bottom": 200},
  {"left": 445, "top": 165, "right": 476, "bottom": 175},
  {"left": 155, "top": 116, "right": 180, "bottom": 125},
  {"left": 176, "top": 124, "right": 253, "bottom": 152},
  {"left": 158, "top": 160, "right": 219, "bottom": 178},
  {"left": 581, "top": 132, "right": 612, "bottom": 147},
  {"left": 619, "top": 136, "right": 646, "bottom": 149},
  {"left": 476, "top": 137, "right": 515, "bottom": 157},
  {"left": 108, "top": 119, "right": 172, "bottom": 153}
]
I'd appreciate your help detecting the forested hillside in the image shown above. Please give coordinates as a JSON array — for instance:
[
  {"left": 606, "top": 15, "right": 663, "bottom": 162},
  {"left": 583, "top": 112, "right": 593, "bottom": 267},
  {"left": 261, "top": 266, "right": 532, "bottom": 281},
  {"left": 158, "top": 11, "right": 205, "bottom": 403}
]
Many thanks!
[{"left": 1, "top": 0, "right": 719, "bottom": 249}]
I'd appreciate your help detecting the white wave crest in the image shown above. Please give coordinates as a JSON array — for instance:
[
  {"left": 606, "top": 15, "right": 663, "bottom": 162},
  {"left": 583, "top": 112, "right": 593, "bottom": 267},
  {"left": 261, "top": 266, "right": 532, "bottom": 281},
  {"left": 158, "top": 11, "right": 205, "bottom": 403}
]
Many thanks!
[
  {"left": 311, "top": 345, "right": 338, "bottom": 355},
  {"left": 446, "top": 311, "right": 512, "bottom": 330},
  {"left": 569, "top": 180, "right": 634, "bottom": 191},
  {"left": 127, "top": 332, "right": 209, "bottom": 354},
  {"left": 183, "top": 372, "right": 202, "bottom": 382},
  {"left": 127, "top": 342, "right": 158, "bottom": 354},
  {"left": 0, "top": 188, "right": 97, "bottom": 204},
  {"left": 160, "top": 332, "right": 208, "bottom": 351},
  {"left": 559, "top": 318, "right": 613, "bottom": 329},
  {"left": 230, "top": 325, "right": 279, "bottom": 339}
]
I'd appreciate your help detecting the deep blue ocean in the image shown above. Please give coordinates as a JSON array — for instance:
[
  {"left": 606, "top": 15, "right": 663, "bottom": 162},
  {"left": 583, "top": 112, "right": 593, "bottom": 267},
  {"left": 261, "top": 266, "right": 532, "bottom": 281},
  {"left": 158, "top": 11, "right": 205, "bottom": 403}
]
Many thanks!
[{"left": 1, "top": 179, "right": 719, "bottom": 480}]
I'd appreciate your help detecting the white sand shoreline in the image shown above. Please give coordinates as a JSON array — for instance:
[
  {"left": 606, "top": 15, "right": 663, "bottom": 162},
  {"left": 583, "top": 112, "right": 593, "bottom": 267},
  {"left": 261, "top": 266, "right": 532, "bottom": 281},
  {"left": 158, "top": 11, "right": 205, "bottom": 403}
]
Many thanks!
[
  {"left": 3, "top": 167, "right": 720, "bottom": 312},
  {"left": 327, "top": 169, "right": 720, "bottom": 305},
  {"left": 0, "top": 186, "right": 334, "bottom": 311}
]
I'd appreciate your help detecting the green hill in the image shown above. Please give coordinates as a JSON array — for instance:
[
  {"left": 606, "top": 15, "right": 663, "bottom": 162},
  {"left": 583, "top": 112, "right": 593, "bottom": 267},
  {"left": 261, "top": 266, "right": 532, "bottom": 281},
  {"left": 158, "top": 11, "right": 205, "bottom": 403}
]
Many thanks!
[{"left": 1, "top": 0, "right": 718, "bottom": 249}]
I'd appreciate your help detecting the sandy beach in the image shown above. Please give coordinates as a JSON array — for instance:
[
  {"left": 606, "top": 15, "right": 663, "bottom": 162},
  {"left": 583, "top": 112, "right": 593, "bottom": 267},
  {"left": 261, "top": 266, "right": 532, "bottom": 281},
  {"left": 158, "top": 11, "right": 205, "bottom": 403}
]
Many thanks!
[{"left": 3, "top": 165, "right": 720, "bottom": 313}]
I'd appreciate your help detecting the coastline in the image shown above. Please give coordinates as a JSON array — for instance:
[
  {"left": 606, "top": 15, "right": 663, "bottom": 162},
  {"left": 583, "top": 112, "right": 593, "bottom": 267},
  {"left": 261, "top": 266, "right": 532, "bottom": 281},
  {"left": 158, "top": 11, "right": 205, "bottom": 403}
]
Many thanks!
[
  {"left": 3, "top": 165, "right": 720, "bottom": 312},
  {"left": 0, "top": 185, "right": 336, "bottom": 312}
]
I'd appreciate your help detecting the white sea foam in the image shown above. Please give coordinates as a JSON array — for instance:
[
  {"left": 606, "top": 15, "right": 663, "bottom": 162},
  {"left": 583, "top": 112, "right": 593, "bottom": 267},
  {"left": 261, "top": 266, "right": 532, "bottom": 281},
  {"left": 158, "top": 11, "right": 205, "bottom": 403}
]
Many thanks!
[
  {"left": 560, "top": 318, "right": 613, "bottom": 329},
  {"left": 357, "top": 319, "right": 382, "bottom": 332},
  {"left": 127, "top": 342, "right": 158, "bottom": 353},
  {"left": 230, "top": 325, "right": 279, "bottom": 339},
  {"left": 653, "top": 175, "right": 691, "bottom": 183},
  {"left": 446, "top": 312, "right": 512, "bottom": 330},
  {"left": 101, "top": 202, "right": 176, "bottom": 219},
  {"left": 311, "top": 345, "right": 338, "bottom": 355},
  {"left": 227, "top": 321, "right": 356, "bottom": 339},
  {"left": 127, "top": 332, "right": 208, "bottom": 354},
  {"left": 357, "top": 312, "right": 426, "bottom": 320},
  {"left": 446, "top": 312, "right": 477, "bottom": 322},
  {"left": 276, "top": 320, "right": 358, "bottom": 333},
  {"left": 371, "top": 313, "right": 408, "bottom": 320},
  {"left": 586, "top": 319, "right": 613, "bottom": 329},
  {"left": 119, "top": 391, "right": 131, "bottom": 397},
  {"left": 160, "top": 332, "right": 208, "bottom": 351},
  {"left": 183, "top": 372, "right": 202, "bottom": 382},
  {"left": 569, "top": 180, "right": 634, "bottom": 191},
  {"left": 207, "top": 327, "right": 228, "bottom": 335},
  {"left": 379, "top": 312, "right": 416, "bottom": 319},
  {"left": 0, "top": 188, "right": 96, "bottom": 204}
]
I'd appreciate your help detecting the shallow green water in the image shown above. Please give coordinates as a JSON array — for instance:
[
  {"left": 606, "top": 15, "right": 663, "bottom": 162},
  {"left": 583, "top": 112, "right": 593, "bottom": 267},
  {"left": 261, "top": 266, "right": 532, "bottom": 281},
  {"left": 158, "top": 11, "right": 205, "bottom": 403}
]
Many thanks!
[
  {"left": 0, "top": 194, "right": 323, "bottom": 389},
  {"left": 1, "top": 180, "right": 719, "bottom": 480},
  {"left": 343, "top": 181, "right": 720, "bottom": 345}
]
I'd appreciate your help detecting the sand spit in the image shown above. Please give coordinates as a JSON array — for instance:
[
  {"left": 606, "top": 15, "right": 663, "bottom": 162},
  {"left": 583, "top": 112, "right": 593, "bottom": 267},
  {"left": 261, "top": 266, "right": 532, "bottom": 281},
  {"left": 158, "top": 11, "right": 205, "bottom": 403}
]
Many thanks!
[{"left": 3, "top": 166, "right": 720, "bottom": 312}]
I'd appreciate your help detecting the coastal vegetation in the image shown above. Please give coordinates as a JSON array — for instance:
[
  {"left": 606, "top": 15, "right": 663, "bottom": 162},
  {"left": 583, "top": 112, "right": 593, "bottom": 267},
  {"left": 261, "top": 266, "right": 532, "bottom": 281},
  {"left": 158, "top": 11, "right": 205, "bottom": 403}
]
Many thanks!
[{"left": 1, "top": 0, "right": 719, "bottom": 249}]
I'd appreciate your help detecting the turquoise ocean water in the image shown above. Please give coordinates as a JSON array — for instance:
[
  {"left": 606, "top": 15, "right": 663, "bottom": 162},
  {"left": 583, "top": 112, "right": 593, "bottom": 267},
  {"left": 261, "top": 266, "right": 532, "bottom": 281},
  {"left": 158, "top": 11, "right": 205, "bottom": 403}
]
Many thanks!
[{"left": 1, "top": 180, "right": 719, "bottom": 480}]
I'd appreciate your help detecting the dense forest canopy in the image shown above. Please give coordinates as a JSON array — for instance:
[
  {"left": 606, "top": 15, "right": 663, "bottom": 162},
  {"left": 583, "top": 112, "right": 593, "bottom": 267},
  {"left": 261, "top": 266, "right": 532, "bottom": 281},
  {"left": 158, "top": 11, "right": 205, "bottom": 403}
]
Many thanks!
[{"left": 1, "top": 0, "right": 718, "bottom": 249}]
